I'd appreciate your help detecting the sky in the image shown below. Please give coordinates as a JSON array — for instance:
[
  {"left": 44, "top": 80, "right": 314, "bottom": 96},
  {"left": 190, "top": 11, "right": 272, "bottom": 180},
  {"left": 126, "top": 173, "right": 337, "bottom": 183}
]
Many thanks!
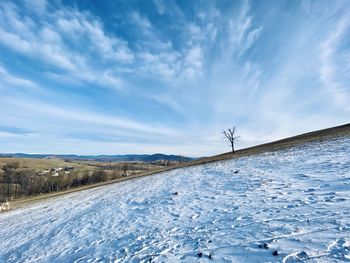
[{"left": 0, "top": 0, "right": 349, "bottom": 157}]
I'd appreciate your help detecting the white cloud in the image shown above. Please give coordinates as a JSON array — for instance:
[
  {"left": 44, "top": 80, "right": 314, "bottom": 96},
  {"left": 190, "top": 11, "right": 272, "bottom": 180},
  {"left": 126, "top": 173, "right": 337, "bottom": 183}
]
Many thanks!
[
  {"left": 186, "top": 46, "right": 202, "bottom": 69},
  {"left": 320, "top": 16, "right": 350, "bottom": 112},
  {"left": 0, "top": 66, "right": 37, "bottom": 88},
  {"left": 1, "top": 96, "right": 181, "bottom": 138},
  {"left": 24, "top": 0, "right": 47, "bottom": 15},
  {"left": 206, "top": 23, "right": 218, "bottom": 42},
  {"left": 226, "top": 1, "right": 262, "bottom": 57},
  {"left": 0, "top": 2, "right": 35, "bottom": 33},
  {"left": 77, "top": 17, "right": 134, "bottom": 63},
  {"left": 130, "top": 11, "right": 152, "bottom": 29},
  {"left": 149, "top": 93, "right": 186, "bottom": 115},
  {"left": 1, "top": 2, "right": 207, "bottom": 88},
  {"left": 153, "top": 0, "right": 165, "bottom": 15},
  {"left": 98, "top": 72, "right": 124, "bottom": 90},
  {"left": 0, "top": 131, "right": 27, "bottom": 139},
  {"left": 0, "top": 1, "right": 134, "bottom": 90},
  {"left": 0, "top": 28, "right": 32, "bottom": 53},
  {"left": 137, "top": 51, "right": 181, "bottom": 81},
  {"left": 0, "top": 7, "right": 79, "bottom": 72}
]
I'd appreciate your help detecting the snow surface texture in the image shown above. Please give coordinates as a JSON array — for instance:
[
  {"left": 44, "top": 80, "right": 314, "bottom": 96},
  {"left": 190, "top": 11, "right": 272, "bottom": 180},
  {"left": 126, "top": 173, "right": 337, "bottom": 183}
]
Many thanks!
[{"left": 0, "top": 137, "right": 350, "bottom": 262}]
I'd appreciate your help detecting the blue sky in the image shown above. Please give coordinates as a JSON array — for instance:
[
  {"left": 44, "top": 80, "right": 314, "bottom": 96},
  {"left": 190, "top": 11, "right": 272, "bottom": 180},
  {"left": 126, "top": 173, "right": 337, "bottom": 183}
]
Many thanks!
[{"left": 0, "top": 0, "right": 349, "bottom": 156}]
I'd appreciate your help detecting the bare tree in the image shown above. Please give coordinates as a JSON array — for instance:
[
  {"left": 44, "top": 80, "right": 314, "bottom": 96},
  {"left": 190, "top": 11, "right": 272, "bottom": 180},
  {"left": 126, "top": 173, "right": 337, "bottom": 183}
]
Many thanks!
[
  {"left": 222, "top": 126, "right": 239, "bottom": 153},
  {"left": 2, "top": 162, "right": 19, "bottom": 199},
  {"left": 112, "top": 170, "right": 118, "bottom": 180},
  {"left": 14, "top": 170, "right": 27, "bottom": 197}
]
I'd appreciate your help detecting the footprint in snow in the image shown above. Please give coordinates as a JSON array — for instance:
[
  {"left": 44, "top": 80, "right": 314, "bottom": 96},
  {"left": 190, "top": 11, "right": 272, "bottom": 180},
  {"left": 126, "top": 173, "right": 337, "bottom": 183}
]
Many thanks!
[
  {"left": 283, "top": 251, "right": 309, "bottom": 262},
  {"left": 190, "top": 214, "right": 200, "bottom": 220},
  {"left": 327, "top": 238, "right": 350, "bottom": 261},
  {"left": 305, "top": 188, "right": 315, "bottom": 193}
]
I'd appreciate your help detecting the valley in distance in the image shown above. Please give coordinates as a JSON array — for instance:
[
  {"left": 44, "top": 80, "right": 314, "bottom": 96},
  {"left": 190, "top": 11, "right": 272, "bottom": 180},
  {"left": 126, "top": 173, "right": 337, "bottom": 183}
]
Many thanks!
[{"left": 0, "top": 153, "right": 193, "bottom": 205}]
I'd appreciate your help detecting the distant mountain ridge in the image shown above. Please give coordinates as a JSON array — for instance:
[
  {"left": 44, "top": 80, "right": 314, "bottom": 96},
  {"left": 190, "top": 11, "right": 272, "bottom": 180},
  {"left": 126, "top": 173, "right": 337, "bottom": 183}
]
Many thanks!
[{"left": 0, "top": 153, "right": 194, "bottom": 163}]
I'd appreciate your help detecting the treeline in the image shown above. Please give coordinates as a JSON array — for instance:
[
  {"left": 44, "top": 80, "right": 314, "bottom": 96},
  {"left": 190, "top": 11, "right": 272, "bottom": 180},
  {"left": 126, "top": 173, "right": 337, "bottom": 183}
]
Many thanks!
[{"left": 0, "top": 162, "right": 110, "bottom": 202}]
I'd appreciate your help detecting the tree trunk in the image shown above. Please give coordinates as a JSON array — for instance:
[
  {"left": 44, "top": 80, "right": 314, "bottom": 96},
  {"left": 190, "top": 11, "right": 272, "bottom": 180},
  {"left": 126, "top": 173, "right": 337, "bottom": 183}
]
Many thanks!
[{"left": 7, "top": 183, "right": 10, "bottom": 199}]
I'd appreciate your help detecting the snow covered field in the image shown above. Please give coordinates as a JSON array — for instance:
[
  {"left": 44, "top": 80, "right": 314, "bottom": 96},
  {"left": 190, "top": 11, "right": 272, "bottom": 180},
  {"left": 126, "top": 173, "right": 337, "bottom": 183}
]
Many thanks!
[{"left": 1, "top": 137, "right": 350, "bottom": 262}]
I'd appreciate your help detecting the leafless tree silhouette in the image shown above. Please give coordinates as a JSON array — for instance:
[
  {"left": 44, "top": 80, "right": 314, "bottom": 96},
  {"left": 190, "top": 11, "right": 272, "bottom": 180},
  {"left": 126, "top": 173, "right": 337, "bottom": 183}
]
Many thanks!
[{"left": 222, "top": 126, "right": 239, "bottom": 153}]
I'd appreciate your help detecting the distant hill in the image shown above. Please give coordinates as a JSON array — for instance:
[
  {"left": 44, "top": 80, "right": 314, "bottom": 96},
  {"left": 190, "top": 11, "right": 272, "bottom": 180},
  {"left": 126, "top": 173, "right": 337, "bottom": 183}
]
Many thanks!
[{"left": 0, "top": 153, "right": 193, "bottom": 163}]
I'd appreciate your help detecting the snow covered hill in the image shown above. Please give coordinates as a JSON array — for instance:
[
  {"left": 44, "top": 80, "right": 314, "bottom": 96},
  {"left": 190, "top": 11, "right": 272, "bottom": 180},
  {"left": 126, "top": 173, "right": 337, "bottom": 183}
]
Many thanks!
[{"left": 1, "top": 136, "right": 349, "bottom": 262}]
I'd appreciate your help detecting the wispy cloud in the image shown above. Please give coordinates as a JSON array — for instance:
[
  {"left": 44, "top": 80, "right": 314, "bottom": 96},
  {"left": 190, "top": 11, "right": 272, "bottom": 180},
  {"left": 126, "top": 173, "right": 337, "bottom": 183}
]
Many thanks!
[
  {"left": 0, "top": 66, "right": 37, "bottom": 88},
  {"left": 320, "top": 15, "right": 350, "bottom": 112}
]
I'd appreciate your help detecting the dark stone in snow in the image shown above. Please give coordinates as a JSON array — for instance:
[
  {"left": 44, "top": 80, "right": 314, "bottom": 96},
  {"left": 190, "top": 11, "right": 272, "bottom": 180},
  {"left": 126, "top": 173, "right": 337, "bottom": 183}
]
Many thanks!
[
  {"left": 198, "top": 252, "right": 203, "bottom": 258},
  {"left": 208, "top": 253, "right": 212, "bottom": 259},
  {"left": 258, "top": 243, "right": 269, "bottom": 249},
  {"left": 272, "top": 250, "right": 279, "bottom": 256},
  {"left": 172, "top": 192, "right": 179, "bottom": 195},
  {"left": 234, "top": 170, "right": 239, "bottom": 174}
]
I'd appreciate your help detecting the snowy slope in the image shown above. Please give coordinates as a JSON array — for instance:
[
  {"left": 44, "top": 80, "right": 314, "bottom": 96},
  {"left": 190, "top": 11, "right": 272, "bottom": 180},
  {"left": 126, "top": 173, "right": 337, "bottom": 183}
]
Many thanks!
[{"left": 0, "top": 137, "right": 349, "bottom": 262}]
